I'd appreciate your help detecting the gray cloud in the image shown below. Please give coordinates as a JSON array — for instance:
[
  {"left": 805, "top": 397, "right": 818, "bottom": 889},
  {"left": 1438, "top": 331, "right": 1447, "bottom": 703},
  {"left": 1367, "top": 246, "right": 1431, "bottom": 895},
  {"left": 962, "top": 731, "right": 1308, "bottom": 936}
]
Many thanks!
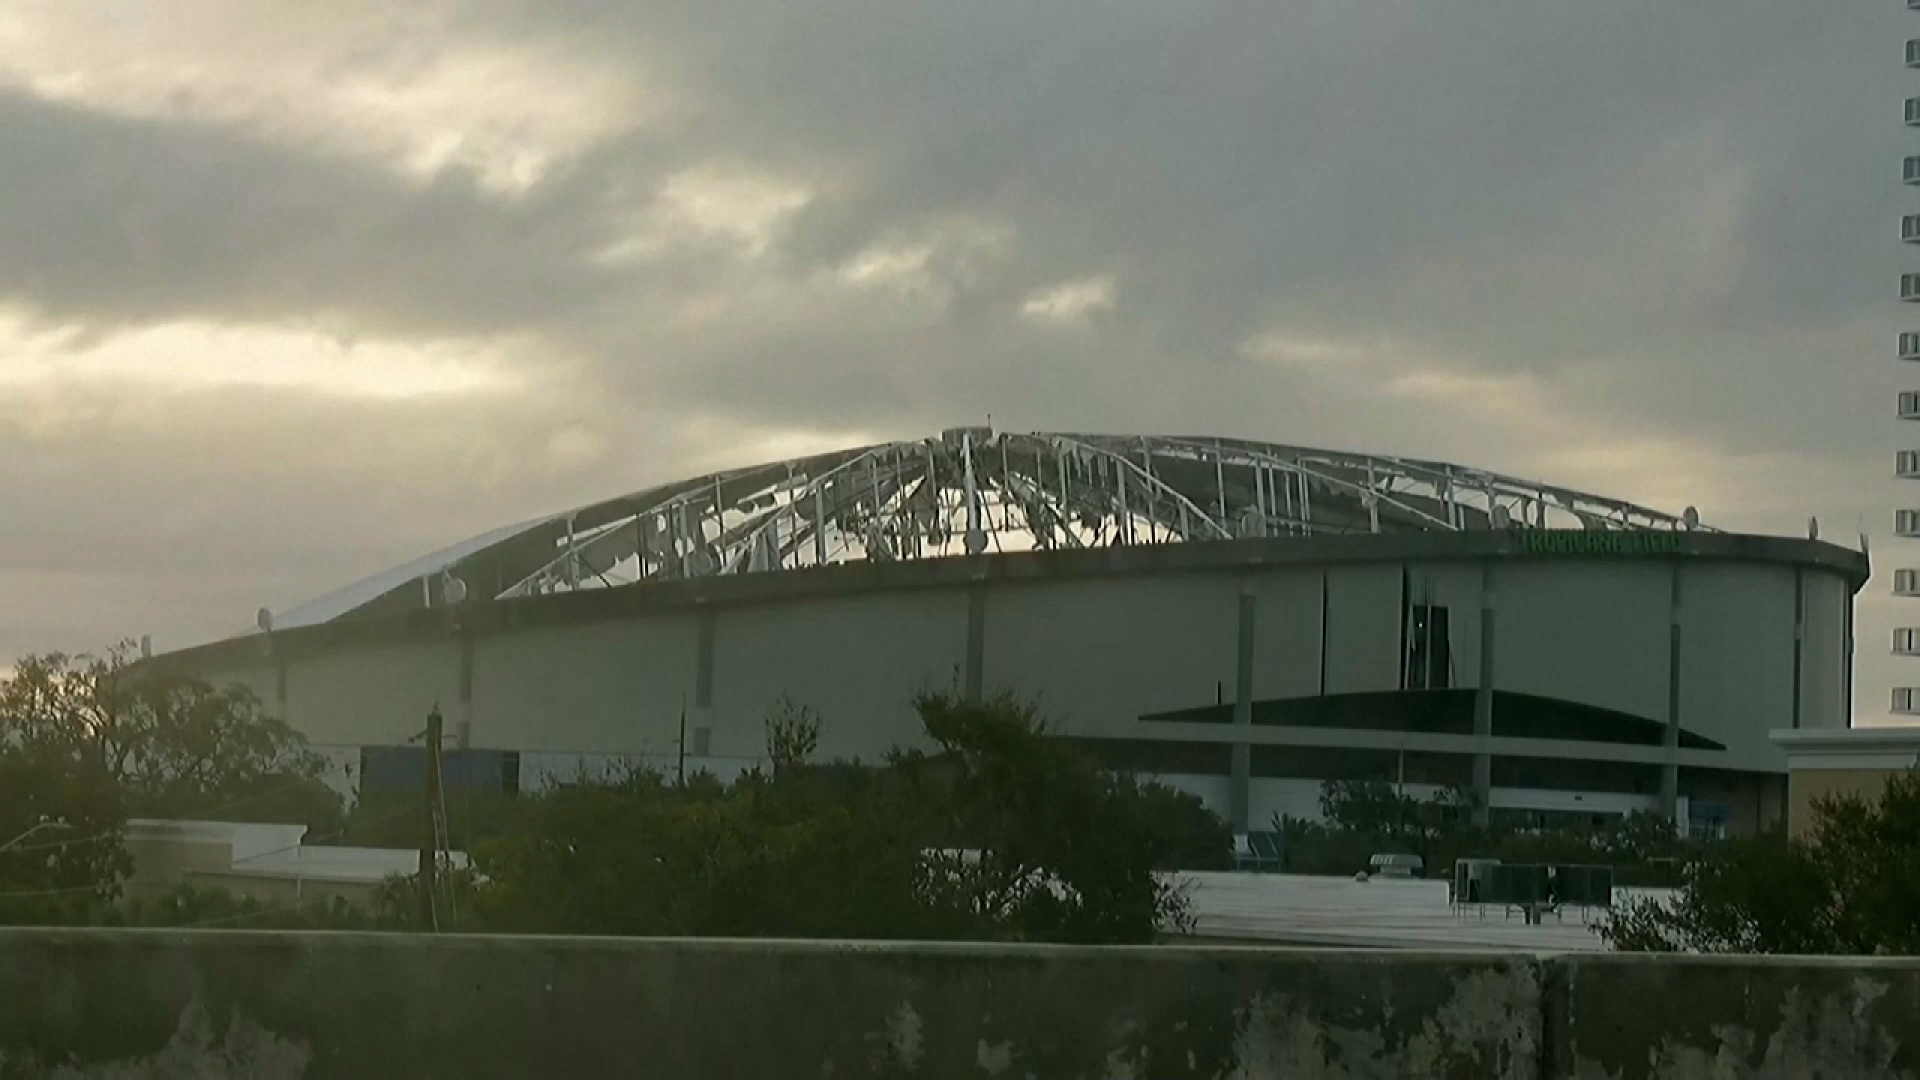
[{"left": 0, "top": 87, "right": 619, "bottom": 339}]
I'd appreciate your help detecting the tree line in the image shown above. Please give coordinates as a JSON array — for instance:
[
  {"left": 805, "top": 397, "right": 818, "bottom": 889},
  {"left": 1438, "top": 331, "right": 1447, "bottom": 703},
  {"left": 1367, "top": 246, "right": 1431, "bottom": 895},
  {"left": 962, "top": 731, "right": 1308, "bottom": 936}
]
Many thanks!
[
  {"left": 0, "top": 648, "right": 1228, "bottom": 942},
  {"left": 9, "top": 644, "right": 1918, "bottom": 952},
  {"left": 1275, "top": 778, "right": 1698, "bottom": 886},
  {"left": 1282, "top": 774, "right": 1920, "bottom": 954}
]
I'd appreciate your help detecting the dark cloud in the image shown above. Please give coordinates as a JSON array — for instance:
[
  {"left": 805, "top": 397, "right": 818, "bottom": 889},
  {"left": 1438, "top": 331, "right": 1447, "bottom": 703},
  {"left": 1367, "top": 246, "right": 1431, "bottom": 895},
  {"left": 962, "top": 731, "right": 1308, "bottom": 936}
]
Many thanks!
[
  {"left": 0, "top": 87, "right": 619, "bottom": 339},
  {"left": 458, "top": 0, "right": 1903, "bottom": 456}
]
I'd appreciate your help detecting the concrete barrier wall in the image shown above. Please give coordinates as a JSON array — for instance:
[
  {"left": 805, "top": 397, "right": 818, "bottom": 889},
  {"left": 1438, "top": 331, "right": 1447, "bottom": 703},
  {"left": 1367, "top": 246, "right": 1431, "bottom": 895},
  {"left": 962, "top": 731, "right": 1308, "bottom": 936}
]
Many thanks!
[
  {"left": 1553, "top": 954, "right": 1920, "bottom": 1079},
  {"left": 0, "top": 930, "right": 1914, "bottom": 1079}
]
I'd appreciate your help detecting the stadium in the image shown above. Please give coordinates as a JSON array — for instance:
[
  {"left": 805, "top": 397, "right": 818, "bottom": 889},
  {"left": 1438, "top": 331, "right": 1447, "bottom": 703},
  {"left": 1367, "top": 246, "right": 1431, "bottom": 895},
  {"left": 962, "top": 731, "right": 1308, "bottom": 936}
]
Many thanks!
[{"left": 150, "top": 429, "right": 1866, "bottom": 838}]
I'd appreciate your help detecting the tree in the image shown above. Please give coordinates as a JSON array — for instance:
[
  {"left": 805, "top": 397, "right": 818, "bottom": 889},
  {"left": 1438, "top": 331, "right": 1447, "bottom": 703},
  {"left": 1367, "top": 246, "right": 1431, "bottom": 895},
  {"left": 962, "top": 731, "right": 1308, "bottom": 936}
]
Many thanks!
[
  {"left": 463, "top": 690, "right": 1223, "bottom": 942},
  {"left": 0, "top": 646, "right": 342, "bottom": 915},
  {"left": 1, "top": 647, "right": 340, "bottom": 830},
  {"left": 764, "top": 695, "right": 821, "bottom": 776},
  {"left": 0, "top": 728, "right": 127, "bottom": 914},
  {"left": 1599, "top": 831, "right": 1833, "bottom": 953},
  {"left": 1603, "top": 770, "right": 1920, "bottom": 954},
  {"left": 467, "top": 762, "right": 936, "bottom": 938},
  {"left": 894, "top": 690, "right": 1202, "bottom": 941}
]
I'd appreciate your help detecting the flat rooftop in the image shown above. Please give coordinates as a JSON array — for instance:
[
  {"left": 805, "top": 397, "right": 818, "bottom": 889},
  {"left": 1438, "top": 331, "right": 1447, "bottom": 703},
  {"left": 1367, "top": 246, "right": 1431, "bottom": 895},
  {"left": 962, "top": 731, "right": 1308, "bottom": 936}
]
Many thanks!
[{"left": 1178, "top": 871, "right": 1672, "bottom": 951}]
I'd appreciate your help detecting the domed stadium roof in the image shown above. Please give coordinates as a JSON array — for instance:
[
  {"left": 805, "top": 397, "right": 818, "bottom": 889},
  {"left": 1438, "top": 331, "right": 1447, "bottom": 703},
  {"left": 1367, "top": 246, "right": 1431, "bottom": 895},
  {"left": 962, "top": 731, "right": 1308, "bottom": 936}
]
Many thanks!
[{"left": 264, "top": 430, "right": 1709, "bottom": 631}]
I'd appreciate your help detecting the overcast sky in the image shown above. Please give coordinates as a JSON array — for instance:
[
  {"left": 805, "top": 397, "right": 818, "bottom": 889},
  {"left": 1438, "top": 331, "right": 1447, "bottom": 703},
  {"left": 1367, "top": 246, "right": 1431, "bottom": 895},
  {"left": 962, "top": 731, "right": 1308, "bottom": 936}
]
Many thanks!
[{"left": 0, "top": 2, "right": 1912, "bottom": 719}]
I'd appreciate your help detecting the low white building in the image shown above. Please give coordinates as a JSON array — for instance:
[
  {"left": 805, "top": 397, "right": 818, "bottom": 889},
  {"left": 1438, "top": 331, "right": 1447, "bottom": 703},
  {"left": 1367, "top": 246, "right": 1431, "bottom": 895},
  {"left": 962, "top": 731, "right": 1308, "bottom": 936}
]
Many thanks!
[{"left": 123, "top": 818, "right": 466, "bottom": 908}]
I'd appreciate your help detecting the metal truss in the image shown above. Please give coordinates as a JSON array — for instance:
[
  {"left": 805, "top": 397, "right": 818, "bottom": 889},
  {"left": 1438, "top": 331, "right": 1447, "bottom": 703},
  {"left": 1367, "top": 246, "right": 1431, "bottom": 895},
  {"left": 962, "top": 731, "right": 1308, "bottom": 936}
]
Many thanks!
[
  {"left": 473, "top": 429, "right": 1709, "bottom": 605},
  {"left": 269, "top": 429, "right": 1711, "bottom": 628}
]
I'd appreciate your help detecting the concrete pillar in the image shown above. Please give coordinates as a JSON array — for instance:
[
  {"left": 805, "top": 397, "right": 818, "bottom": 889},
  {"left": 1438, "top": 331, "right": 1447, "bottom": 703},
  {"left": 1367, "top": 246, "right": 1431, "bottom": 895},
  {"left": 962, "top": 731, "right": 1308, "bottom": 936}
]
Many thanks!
[
  {"left": 964, "top": 586, "right": 987, "bottom": 704},
  {"left": 1230, "top": 585, "right": 1256, "bottom": 833},
  {"left": 1789, "top": 567, "right": 1805, "bottom": 729},
  {"left": 1843, "top": 584, "right": 1856, "bottom": 727},
  {"left": 1471, "top": 564, "right": 1494, "bottom": 828},
  {"left": 1661, "top": 565, "right": 1682, "bottom": 825},
  {"left": 693, "top": 607, "right": 715, "bottom": 758}
]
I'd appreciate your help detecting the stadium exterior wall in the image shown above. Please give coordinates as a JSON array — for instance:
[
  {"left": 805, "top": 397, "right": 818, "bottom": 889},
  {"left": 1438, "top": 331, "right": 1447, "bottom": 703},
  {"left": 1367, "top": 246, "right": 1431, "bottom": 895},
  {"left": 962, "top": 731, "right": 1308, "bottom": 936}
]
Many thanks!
[{"left": 156, "top": 532, "right": 1866, "bottom": 835}]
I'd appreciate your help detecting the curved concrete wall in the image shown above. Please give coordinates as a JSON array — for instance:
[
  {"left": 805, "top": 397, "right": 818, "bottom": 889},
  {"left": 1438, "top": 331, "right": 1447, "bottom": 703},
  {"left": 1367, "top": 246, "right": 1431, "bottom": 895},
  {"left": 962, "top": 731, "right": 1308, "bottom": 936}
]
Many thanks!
[{"left": 156, "top": 535, "right": 1863, "bottom": 821}]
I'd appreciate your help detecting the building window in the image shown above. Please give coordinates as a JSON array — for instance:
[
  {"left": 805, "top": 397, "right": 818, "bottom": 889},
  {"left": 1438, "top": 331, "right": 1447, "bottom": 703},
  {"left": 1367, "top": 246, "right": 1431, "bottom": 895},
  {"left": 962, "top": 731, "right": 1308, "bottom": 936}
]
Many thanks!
[
  {"left": 691, "top": 726, "right": 712, "bottom": 756},
  {"left": 1403, "top": 604, "right": 1452, "bottom": 690}
]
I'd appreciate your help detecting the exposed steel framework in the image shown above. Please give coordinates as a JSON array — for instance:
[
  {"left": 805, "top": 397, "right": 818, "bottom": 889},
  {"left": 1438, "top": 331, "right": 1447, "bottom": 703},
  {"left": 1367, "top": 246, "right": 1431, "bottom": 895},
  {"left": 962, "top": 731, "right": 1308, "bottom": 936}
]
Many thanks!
[{"left": 266, "top": 430, "right": 1709, "bottom": 632}]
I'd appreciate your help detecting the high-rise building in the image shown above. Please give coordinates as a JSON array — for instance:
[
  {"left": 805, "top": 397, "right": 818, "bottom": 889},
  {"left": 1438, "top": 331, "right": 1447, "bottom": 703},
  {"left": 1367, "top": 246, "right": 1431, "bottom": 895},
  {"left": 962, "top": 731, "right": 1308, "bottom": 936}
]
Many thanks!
[{"left": 1899, "top": 4, "right": 1920, "bottom": 715}]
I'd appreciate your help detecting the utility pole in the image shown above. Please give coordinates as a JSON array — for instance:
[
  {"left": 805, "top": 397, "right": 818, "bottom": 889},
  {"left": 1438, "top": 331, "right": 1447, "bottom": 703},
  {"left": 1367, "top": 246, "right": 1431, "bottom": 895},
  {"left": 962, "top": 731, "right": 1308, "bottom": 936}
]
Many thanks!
[{"left": 418, "top": 707, "right": 444, "bottom": 932}]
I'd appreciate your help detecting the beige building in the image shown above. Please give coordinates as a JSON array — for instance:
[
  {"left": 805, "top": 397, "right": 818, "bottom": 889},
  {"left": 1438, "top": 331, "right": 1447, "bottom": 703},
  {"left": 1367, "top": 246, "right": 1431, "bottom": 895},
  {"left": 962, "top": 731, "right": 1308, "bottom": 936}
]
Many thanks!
[
  {"left": 123, "top": 819, "right": 464, "bottom": 908},
  {"left": 1768, "top": 728, "right": 1920, "bottom": 837}
]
